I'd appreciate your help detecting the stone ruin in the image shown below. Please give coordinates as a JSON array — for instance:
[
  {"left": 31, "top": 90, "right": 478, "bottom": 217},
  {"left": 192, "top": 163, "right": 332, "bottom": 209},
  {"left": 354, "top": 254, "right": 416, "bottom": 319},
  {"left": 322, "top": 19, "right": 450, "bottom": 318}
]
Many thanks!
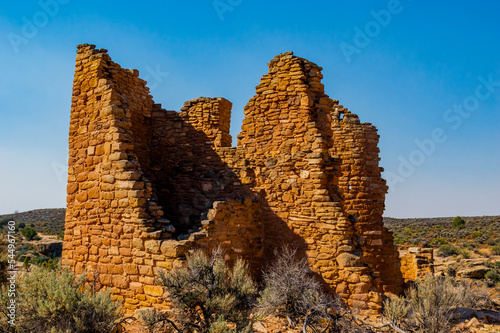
[{"left": 62, "top": 44, "right": 407, "bottom": 315}]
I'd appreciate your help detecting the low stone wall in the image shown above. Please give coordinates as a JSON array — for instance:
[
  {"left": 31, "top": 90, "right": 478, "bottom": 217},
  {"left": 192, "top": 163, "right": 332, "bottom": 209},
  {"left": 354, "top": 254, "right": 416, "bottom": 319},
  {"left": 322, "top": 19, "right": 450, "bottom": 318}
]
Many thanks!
[{"left": 400, "top": 247, "right": 434, "bottom": 281}]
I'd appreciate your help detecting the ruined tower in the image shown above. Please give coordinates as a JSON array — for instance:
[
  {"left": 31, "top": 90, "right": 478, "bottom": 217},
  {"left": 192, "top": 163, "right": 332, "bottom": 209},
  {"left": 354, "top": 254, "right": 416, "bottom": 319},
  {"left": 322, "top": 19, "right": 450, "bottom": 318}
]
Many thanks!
[{"left": 62, "top": 44, "right": 403, "bottom": 314}]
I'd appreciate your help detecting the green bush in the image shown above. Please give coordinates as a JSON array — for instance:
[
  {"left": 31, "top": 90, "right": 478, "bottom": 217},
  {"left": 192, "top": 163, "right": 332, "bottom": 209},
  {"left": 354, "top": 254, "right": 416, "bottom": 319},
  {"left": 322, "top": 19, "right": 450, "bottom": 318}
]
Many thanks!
[
  {"left": 157, "top": 249, "right": 257, "bottom": 333},
  {"left": 0, "top": 265, "right": 122, "bottom": 332},
  {"left": 452, "top": 216, "right": 466, "bottom": 229},
  {"left": 438, "top": 244, "right": 459, "bottom": 257},
  {"left": 431, "top": 237, "right": 448, "bottom": 247},
  {"left": 21, "top": 227, "right": 37, "bottom": 241}
]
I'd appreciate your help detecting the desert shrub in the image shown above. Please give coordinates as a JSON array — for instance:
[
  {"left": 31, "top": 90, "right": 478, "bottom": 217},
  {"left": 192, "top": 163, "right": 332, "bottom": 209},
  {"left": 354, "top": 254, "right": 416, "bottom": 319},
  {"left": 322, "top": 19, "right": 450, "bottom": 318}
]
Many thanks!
[
  {"left": 21, "top": 227, "right": 37, "bottom": 241},
  {"left": 156, "top": 248, "right": 256, "bottom": 333},
  {"left": 30, "top": 257, "right": 59, "bottom": 270},
  {"left": 208, "top": 316, "right": 233, "bottom": 333},
  {"left": 407, "top": 276, "right": 459, "bottom": 332},
  {"left": 459, "top": 241, "right": 476, "bottom": 250},
  {"left": 15, "top": 243, "right": 36, "bottom": 261},
  {"left": 58, "top": 228, "right": 65, "bottom": 240},
  {"left": 138, "top": 308, "right": 172, "bottom": 333},
  {"left": 385, "top": 275, "right": 493, "bottom": 333},
  {"left": 492, "top": 246, "right": 500, "bottom": 255},
  {"left": 470, "top": 230, "right": 483, "bottom": 238},
  {"left": 431, "top": 237, "right": 448, "bottom": 246},
  {"left": 485, "top": 270, "right": 500, "bottom": 283},
  {"left": 382, "top": 296, "right": 410, "bottom": 329},
  {"left": 452, "top": 216, "right": 466, "bottom": 229},
  {"left": 476, "top": 235, "right": 489, "bottom": 244},
  {"left": 487, "top": 238, "right": 499, "bottom": 246},
  {"left": 458, "top": 248, "right": 471, "bottom": 259},
  {"left": 258, "top": 246, "right": 336, "bottom": 331},
  {"left": 0, "top": 265, "right": 121, "bottom": 332},
  {"left": 420, "top": 240, "right": 430, "bottom": 248},
  {"left": 437, "top": 244, "right": 459, "bottom": 257},
  {"left": 454, "top": 279, "right": 493, "bottom": 309},
  {"left": 384, "top": 276, "right": 458, "bottom": 333},
  {"left": 446, "top": 266, "right": 457, "bottom": 277},
  {"left": 393, "top": 236, "right": 404, "bottom": 245},
  {"left": 258, "top": 247, "right": 374, "bottom": 333}
]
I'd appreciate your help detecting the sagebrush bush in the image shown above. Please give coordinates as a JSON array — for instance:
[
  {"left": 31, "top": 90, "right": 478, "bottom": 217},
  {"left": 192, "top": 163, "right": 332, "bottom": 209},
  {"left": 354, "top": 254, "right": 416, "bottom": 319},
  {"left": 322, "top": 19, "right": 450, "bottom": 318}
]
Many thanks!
[
  {"left": 258, "top": 247, "right": 373, "bottom": 333},
  {"left": 487, "top": 238, "right": 499, "bottom": 246},
  {"left": 491, "top": 245, "right": 500, "bottom": 255},
  {"left": 446, "top": 265, "right": 457, "bottom": 277},
  {"left": 458, "top": 248, "right": 471, "bottom": 259},
  {"left": 383, "top": 295, "right": 410, "bottom": 327},
  {"left": 0, "top": 265, "right": 121, "bottom": 333},
  {"left": 157, "top": 248, "right": 256, "bottom": 333},
  {"left": 384, "top": 275, "right": 493, "bottom": 333},
  {"left": 138, "top": 308, "right": 172, "bottom": 333},
  {"left": 208, "top": 316, "right": 233, "bottom": 333},
  {"left": 454, "top": 279, "right": 493, "bottom": 309},
  {"left": 258, "top": 247, "right": 332, "bottom": 328},
  {"left": 437, "top": 244, "right": 459, "bottom": 257}
]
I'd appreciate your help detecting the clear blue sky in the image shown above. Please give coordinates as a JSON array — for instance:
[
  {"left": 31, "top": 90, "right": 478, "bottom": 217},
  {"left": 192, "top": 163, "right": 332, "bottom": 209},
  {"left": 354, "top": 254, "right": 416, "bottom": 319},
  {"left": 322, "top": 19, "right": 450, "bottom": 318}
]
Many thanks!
[{"left": 0, "top": 0, "right": 499, "bottom": 217}]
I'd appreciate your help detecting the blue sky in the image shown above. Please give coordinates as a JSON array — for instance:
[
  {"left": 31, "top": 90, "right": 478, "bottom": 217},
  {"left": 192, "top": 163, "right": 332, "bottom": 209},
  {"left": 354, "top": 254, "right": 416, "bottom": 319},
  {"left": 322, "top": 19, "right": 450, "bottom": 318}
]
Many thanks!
[{"left": 0, "top": 0, "right": 499, "bottom": 217}]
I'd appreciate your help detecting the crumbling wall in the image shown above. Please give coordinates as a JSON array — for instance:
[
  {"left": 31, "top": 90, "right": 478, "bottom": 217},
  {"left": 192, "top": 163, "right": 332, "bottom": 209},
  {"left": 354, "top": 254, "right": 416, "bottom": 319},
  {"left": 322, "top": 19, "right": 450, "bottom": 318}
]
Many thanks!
[
  {"left": 400, "top": 248, "right": 434, "bottom": 281},
  {"left": 330, "top": 105, "right": 402, "bottom": 297},
  {"left": 236, "top": 52, "right": 403, "bottom": 311},
  {"left": 147, "top": 100, "right": 249, "bottom": 235},
  {"left": 62, "top": 45, "right": 262, "bottom": 311},
  {"left": 62, "top": 44, "right": 405, "bottom": 315}
]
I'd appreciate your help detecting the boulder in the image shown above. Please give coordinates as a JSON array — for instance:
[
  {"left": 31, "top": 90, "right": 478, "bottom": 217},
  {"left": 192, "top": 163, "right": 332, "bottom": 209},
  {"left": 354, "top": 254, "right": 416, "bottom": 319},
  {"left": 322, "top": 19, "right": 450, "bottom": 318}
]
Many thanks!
[
  {"left": 36, "top": 241, "right": 63, "bottom": 256},
  {"left": 457, "top": 265, "right": 490, "bottom": 279}
]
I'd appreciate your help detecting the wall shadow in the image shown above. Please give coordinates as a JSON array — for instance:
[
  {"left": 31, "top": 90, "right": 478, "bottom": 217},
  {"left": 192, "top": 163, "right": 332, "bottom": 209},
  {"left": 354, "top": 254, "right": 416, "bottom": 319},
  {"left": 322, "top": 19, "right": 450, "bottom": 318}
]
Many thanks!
[{"left": 141, "top": 108, "right": 321, "bottom": 286}]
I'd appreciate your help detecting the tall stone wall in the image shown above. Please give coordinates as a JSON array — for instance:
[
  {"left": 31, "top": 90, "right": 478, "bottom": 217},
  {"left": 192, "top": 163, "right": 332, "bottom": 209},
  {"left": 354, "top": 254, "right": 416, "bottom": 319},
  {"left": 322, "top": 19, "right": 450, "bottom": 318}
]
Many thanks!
[
  {"left": 62, "top": 44, "right": 404, "bottom": 315},
  {"left": 236, "top": 52, "right": 403, "bottom": 310}
]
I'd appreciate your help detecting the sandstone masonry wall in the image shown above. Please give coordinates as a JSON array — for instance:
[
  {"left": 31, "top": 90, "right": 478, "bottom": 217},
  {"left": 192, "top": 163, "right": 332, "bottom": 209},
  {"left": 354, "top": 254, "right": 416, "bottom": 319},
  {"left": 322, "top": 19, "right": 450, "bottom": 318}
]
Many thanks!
[
  {"left": 400, "top": 247, "right": 434, "bottom": 281},
  {"left": 62, "top": 44, "right": 405, "bottom": 315}
]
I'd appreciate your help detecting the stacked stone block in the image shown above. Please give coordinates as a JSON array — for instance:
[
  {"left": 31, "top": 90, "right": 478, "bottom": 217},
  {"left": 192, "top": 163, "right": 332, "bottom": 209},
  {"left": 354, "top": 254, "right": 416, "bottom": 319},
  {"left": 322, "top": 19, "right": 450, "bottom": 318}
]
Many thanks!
[{"left": 400, "top": 247, "right": 434, "bottom": 281}]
